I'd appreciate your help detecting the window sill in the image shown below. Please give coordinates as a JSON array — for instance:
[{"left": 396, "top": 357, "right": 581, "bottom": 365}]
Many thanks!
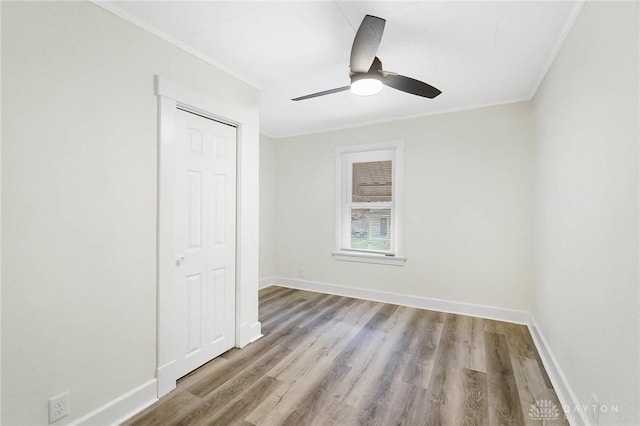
[{"left": 332, "top": 251, "right": 407, "bottom": 266}]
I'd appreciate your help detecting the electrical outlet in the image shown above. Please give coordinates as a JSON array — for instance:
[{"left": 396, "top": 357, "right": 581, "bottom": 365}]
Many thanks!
[
  {"left": 297, "top": 268, "right": 305, "bottom": 278},
  {"left": 49, "top": 392, "right": 69, "bottom": 423}
]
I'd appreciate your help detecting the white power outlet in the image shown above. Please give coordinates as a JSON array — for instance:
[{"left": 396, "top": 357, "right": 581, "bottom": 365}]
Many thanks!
[{"left": 49, "top": 392, "right": 69, "bottom": 423}]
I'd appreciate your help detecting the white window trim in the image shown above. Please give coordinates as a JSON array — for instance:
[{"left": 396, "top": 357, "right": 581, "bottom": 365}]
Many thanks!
[{"left": 333, "top": 141, "right": 406, "bottom": 266}]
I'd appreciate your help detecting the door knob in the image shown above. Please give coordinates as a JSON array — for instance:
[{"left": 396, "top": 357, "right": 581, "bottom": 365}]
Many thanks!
[{"left": 176, "top": 256, "right": 185, "bottom": 267}]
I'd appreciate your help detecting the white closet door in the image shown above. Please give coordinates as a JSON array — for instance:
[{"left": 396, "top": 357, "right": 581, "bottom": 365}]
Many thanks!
[{"left": 174, "top": 109, "right": 236, "bottom": 378}]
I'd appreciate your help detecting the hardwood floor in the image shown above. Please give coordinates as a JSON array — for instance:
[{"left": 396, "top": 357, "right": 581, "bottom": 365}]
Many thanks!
[{"left": 124, "top": 286, "right": 567, "bottom": 425}]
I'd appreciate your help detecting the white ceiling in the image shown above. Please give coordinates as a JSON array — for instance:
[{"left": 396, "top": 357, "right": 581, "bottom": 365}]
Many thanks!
[{"left": 102, "top": 1, "right": 582, "bottom": 138}]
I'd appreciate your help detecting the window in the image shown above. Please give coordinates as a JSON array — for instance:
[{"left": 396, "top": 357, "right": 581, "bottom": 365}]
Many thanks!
[
  {"left": 333, "top": 141, "right": 406, "bottom": 265},
  {"left": 380, "top": 217, "right": 388, "bottom": 237}
]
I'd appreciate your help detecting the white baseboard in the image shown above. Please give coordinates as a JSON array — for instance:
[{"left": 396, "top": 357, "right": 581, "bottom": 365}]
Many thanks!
[
  {"left": 528, "top": 315, "right": 589, "bottom": 426},
  {"left": 156, "top": 360, "right": 177, "bottom": 398},
  {"left": 237, "top": 320, "right": 263, "bottom": 348},
  {"left": 258, "top": 276, "right": 276, "bottom": 289},
  {"left": 270, "top": 276, "right": 530, "bottom": 325},
  {"left": 70, "top": 379, "right": 158, "bottom": 426}
]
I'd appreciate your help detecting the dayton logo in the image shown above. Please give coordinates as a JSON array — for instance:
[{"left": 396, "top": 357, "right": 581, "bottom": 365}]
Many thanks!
[{"left": 529, "top": 399, "right": 561, "bottom": 424}]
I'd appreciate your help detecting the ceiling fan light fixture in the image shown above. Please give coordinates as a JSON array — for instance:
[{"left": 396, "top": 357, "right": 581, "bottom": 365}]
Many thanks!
[
  {"left": 291, "top": 15, "right": 441, "bottom": 102},
  {"left": 350, "top": 77, "right": 383, "bottom": 96}
]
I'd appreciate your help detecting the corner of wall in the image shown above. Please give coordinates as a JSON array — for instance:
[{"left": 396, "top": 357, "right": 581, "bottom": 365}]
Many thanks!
[
  {"left": 0, "top": 0, "right": 3, "bottom": 421},
  {"left": 527, "top": 315, "right": 590, "bottom": 426},
  {"left": 259, "top": 134, "right": 278, "bottom": 280},
  {"left": 530, "top": 2, "right": 640, "bottom": 423}
]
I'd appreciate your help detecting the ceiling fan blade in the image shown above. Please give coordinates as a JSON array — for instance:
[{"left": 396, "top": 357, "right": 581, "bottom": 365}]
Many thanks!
[
  {"left": 291, "top": 86, "right": 351, "bottom": 101},
  {"left": 350, "top": 15, "right": 386, "bottom": 73},
  {"left": 383, "top": 73, "right": 442, "bottom": 98}
]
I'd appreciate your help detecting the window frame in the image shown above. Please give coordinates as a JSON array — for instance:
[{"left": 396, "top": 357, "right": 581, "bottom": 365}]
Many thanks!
[{"left": 333, "top": 141, "right": 406, "bottom": 266}]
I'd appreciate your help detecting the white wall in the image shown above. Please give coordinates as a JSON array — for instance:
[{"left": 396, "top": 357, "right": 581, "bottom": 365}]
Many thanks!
[
  {"left": 259, "top": 134, "right": 277, "bottom": 280},
  {"left": 274, "top": 103, "right": 534, "bottom": 311},
  {"left": 532, "top": 1, "right": 639, "bottom": 423},
  {"left": 0, "top": 1, "right": 3, "bottom": 421},
  {"left": 2, "top": 2, "right": 259, "bottom": 424}
]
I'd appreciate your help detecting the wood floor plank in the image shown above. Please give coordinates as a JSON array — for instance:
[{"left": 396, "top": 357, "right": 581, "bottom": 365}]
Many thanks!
[
  {"left": 339, "top": 305, "right": 410, "bottom": 408},
  {"left": 501, "top": 323, "right": 567, "bottom": 425},
  {"left": 243, "top": 394, "right": 282, "bottom": 425},
  {"left": 173, "top": 346, "right": 292, "bottom": 425},
  {"left": 502, "top": 322, "right": 536, "bottom": 359},
  {"left": 259, "top": 292, "right": 333, "bottom": 334},
  {"left": 267, "top": 299, "right": 378, "bottom": 384},
  {"left": 400, "top": 309, "right": 444, "bottom": 388},
  {"left": 175, "top": 356, "right": 230, "bottom": 389},
  {"left": 258, "top": 303, "right": 404, "bottom": 425},
  {"left": 187, "top": 342, "right": 291, "bottom": 398},
  {"left": 259, "top": 286, "right": 296, "bottom": 303},
  {"left": 511, "top": 354, "right": 568, "bottom": 426},
  {"left": 125, "top": 287, "right": 565, "bottom": 426},
  {"left": 324, "top": 403, "right": 360, "bottom": 426},
  {"left": 188, "top": 375, "right": 282, "bottom": 426},
  {"left": 485, "top": 331, "right": 526, "bottom": 426},
  {"left": 123, "top": 389, "right": 201, "bottom": 426},
  {"left": 511, "top": 323, "right": 555, "bottom": 390},
  {"left": 295, "top": 294, "right": 357, "bottom": 329},
  {"left": 458, "top": 367, "right": 489, "bottom": 426},
  {"left": 387, "top": 384, "right": 431, "bottom": 425},
  {"left": 355, "top": 308, "right": 423, "bottom": 425},
  {"left": 222, "top": 293, "right": 348, "bottom": 371},
  {"left": 277, "top": 362, "right": 352, "bottom": 426},
  {"left": 254, "top": 352, "right": 342, "bottom": 425},
  {"left": 378, "top": 379, "right": 413, "bottom": 425},
  {"left": 259, "top": 295, "right": 306, "bottom": 320},
  {"left": 248, "top": 301, "right": 391, "bottom": 425},
  {"left": 456, "top": 316, "right": 487, "bottom": 373},
  {"left": 423, "top": 313, "right": 466, "bottom": 425}
]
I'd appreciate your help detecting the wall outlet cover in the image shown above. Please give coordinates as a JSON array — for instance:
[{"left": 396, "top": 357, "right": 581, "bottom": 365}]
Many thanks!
[{"left": 49, "top": 392, "right": 69, "bottom": 423}]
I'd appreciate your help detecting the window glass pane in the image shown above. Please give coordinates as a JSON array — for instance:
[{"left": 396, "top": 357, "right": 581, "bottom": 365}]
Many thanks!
[
  {"left": 351, "top": 208, "right": 391, "bottom": 251},
  {"left": 352, "top": 161, "right": 392, "bottom": 202}
]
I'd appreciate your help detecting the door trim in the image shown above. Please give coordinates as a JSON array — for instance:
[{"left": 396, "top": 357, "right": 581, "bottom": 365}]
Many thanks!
[{"left": 155, "top": 76, "right": 262, "bottom": 398}]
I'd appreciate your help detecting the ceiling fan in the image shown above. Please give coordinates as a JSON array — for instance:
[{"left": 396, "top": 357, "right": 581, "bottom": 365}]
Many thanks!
[{"left": 292, "top": 14, "right": 442, "bottom": 101}]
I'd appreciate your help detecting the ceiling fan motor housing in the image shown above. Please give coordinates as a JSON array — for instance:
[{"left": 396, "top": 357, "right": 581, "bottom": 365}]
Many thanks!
[{"left": 350, "top": 69, "right": 382, "bottom": 84}]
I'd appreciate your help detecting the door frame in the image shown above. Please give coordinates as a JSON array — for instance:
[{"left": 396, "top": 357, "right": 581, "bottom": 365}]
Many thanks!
[{"left": 155, "top": 76, "right": 262, "bottom": 398}]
